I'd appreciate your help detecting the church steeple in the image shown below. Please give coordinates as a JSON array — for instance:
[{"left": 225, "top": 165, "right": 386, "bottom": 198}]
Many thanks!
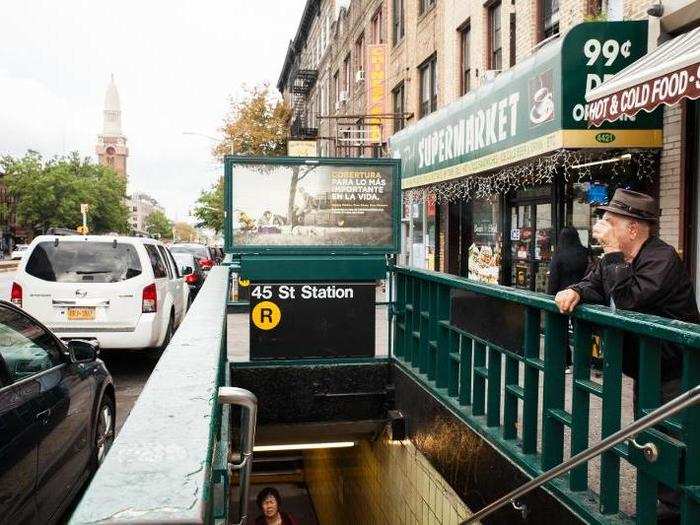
[
  {"left": 103, "top": 74, "right": 122, "bottom": 136},
  {"left": 96, "top": 74, "right": 128, "bottom": 179}
]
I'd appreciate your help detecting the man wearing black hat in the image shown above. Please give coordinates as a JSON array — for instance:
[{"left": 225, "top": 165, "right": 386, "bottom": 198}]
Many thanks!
[{"left": 555, "top": 188, "right": 699, "bottom": 515}]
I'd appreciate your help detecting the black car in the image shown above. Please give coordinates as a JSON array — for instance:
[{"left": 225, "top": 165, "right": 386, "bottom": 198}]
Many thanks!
[{"left": 0, "top": 301, "right": 115, "bottom": 524}]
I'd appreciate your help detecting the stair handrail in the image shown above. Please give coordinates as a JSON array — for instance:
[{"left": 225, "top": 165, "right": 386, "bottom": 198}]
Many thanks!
[
  {"left": 461, "top": 384, "right": 700, "bottom": 524},
  {"left": 219, "top": 387, "right": 258, "bottom": 525}
]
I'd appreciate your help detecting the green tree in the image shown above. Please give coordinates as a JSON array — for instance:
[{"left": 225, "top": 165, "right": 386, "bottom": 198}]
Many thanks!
[
  {"left": 145, "top": 210, "right": 173, "bottom": 239},
  {"left": 213, "top": 83, "right": 291, "bottom": 158},
  {"left": 193, "top": 177, "right": 224, "bottom": 233},
  {"left": 0, "top": 151, "right": 130, "bottom": 234}
]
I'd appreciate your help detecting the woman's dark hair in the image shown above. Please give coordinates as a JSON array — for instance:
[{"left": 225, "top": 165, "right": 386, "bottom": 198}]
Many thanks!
[
  {"left": 558, "top": 226, "right": 583, "bottom": 250},
  {"left": 256, "top": 487, "right": 281, "bottom": 510}
]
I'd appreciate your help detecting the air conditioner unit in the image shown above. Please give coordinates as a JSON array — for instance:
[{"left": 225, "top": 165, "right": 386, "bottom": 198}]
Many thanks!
[
  {"left": 339, "top": 90, "right": 349, "bottom": 103},
  {"left": 482, "top": 70, "right": 500, "bottom": 84},
  {"left": 355, "top": 69, "right": 365, "bottom": 83}
]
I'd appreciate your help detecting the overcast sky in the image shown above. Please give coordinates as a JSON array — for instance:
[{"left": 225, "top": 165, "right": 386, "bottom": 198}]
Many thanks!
[{"left": 0, "top": 0, "right": 306, "bottom": 221}]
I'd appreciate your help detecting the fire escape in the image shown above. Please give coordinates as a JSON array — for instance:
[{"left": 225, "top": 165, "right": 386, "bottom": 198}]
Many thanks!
[{"left": 288, "top": 57, "right": 318, "bottom": 140}]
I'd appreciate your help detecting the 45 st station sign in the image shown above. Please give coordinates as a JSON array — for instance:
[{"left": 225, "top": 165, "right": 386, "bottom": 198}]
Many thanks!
[{"left": 390, "top": 21, "right": 663, "bottom": 189}]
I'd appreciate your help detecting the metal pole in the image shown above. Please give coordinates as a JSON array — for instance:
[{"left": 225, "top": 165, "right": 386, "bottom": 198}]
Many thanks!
[
  {"left": 461, "top": 384, "right": 700, "bottom": 524},
  {"left": 218, "top": 387, "right": 258, "bottom": 525}
]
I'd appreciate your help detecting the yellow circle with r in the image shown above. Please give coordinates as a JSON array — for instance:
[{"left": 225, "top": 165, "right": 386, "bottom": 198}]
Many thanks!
[{"left": 251, "top": 301, "right": 281, "bottom": 330}]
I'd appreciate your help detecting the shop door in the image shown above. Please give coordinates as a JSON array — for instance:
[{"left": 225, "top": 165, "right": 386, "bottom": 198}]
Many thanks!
[{"left": 509, "top": 201, "right": 553, "bottom": 292}]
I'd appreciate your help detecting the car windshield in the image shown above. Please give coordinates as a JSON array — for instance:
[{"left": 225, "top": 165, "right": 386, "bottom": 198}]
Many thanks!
[
  {"left": 169, "top": 245, "right": 208, "bottom": 259},
  {"left": 25, "top": 241, "right": 142, "bottom": 283}
]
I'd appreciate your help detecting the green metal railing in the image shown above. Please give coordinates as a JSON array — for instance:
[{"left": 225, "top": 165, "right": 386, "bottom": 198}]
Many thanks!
[{"left": 392, "top": 265, "right": 700, "bottom": 525}]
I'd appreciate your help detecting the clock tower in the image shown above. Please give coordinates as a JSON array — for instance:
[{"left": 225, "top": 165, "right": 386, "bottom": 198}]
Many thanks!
[{"left": 96, "top": 75, "right": 128, "bottom": 179}]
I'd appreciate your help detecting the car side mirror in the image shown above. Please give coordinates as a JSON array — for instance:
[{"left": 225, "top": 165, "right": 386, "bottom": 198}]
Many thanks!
[
  {"left": 67, "top": 339, "right": 99, "bottom": 363},
  {"left": 181, "top": 266, "right": 193, "bottom": 275}
]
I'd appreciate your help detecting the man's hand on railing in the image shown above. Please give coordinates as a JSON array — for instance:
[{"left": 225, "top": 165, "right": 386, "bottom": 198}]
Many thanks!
[{"left": 554, "top": 289, "right": 581, "bottom": 314}]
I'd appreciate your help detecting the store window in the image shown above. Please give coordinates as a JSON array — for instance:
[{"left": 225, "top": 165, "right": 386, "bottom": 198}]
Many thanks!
[
  {"left": 468, "top": 198, "right": 502, "bottom": 284},
  {"left": 426, "top": 194, "right": 437, "bottom": 270},
  {"left": 404, "top": 193, "right": 438, "bottom": 270},
  {"left": 419, "top": 55, "right": 437, "bottom": 118},
  {"left": 459, "top": 21, "right": 471, "bottom": 95},
  {"left": 488, "top": 1, "right": 502, "bottom": 71}
]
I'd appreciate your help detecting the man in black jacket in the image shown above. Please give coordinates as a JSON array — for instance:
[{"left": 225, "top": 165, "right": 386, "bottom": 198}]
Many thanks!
[{"left": 555, "top": 188, "right": 699, "bottom": 515}]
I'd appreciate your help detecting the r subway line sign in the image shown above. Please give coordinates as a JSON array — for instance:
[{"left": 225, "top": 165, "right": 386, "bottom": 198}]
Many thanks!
[{"left": 249, "top": 282, "right": 375, "bottom": 360}]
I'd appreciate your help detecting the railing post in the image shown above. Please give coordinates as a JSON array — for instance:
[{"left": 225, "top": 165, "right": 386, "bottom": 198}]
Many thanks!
[
  {"left": 681, "top": 347, "right": 700, "bottom": 525},
  {"left": 435, "top": 284, "right": 451, "bottom": 389},
  {"left": 522, "top": 307, "right": 540, "bottom": 455},
  {"left": 599, "top": 327, "right": 623, "bottom": 515},
  {"left": 542, "top": 311, "right": 567, "bottom": 470},
  {"left": 503, "top": 354, "right": 519, "bottom": 440},
  {"left": 426, "top": 282, "right": 438, "bottom": 380},
  {"left": 473, "top": 340, "right": 486, "bottom": 416},
  {"left": 570, "top": 319, "right": 592, "bottom": 492},
  {"left": 487, "top": 346, "right": 502, "bottom": 427},
  {"left": 635, "top": 336, "right": 661, "bottom": 523},
  {"left": 394, "top": 272, "right": 406, "bottom": 359},
  {"left": 459, "top": 334, "right": 473, "bottom": 406}
]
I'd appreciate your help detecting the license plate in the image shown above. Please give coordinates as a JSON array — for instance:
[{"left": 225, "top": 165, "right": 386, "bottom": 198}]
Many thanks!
[{"left": 67, "top": 307, "right": 95, "bottom": 321}]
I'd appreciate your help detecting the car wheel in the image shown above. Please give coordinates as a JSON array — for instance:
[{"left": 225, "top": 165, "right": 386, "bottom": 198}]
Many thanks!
[
  {"left": 92, "top": 396, "right": 115, "bottom": 469},
  {"left": 159, "top": 312, "right": 174, "bottom": 351}
]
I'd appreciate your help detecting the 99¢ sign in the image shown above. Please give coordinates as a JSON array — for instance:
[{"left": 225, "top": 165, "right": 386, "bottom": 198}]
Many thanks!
[{"left": 249, "top": 283, "right": 375, "bottom": 360}]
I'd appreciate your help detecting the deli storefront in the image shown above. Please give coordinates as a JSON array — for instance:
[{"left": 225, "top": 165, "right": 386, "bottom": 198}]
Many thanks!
[{"left": 390, "top": 21, "right": 662, "bottom": 293}]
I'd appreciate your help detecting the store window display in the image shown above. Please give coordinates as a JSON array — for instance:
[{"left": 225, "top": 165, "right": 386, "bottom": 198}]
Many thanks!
[{"left": 468, "top": 198, "right": 502, "bottom": 284}]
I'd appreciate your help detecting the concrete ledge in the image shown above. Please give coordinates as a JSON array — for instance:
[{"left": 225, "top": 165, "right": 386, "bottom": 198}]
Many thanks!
[{"left": 69, "top": 266, "right": 230, "bottom": 524}]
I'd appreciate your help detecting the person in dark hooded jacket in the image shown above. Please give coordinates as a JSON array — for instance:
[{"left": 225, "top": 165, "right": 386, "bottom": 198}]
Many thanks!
[{"left": 547, "top": 227, "right": 591, "bottom": 296}]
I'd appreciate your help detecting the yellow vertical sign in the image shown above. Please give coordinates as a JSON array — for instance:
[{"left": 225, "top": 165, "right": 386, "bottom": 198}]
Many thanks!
[{"left": 367, "top": 44, "right": 386, "bottom": 144}]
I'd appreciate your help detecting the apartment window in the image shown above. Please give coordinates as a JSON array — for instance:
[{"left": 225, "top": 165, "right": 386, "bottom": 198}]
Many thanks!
[
  {"left": 541, "top": 0, "right": 560, "bottom": 39},
  {"left": 488, "top": 2, "right": 502, "bottom": 71},
  {"left": 419, "top": 55, "right": 437, "bottom": 118},
  {"left": 459, "top": 22, "right": 471, "bottom": 95},
  {"left": 419, "top": 0, "right": 435, "bottom": 16},
  {"left": 393, "top": 82, "right": 405, "bottom": 132},
  {"left": 509, "top": 13, "right": 516, "bottom": 66},
  {"left": 371, "top": 6, "right": 384, "bottom": 44},
  {"left": 333, "top": 71, "right": 340, "bottom": 110},
  {"left": 392, "top": 0, "right": 404, "bottom": 45},
  {"left": 355, "top": 33, "right": 365, "bottom": 73},
  {"left": 343, "top": 54, "right": 351, "bottom": 96}
]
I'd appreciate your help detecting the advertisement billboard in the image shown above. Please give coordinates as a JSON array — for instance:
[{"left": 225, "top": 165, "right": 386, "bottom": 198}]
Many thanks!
[{"left": 225, "top": 157, "right": 400, "bottom": 253}]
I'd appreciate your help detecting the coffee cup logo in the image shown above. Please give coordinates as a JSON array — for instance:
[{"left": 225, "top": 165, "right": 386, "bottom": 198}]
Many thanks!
[{"left": 529, "top": 70, "right": 555, "bottom": 126}]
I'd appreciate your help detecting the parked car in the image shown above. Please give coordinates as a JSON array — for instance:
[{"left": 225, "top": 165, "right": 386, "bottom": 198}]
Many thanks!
[
  {"left": 171, "top": 252, "right": 205, "bottom": 304},
  {"left": 11, "top": 235, "right": 189, "bottom": 351},
  {"left": 0, "top": 301, "right": 114, "bottom": 524},
  {"left": 11, "top": 244, "right": 29, "bottom": 260},
  {"left": 169, "top": 243, "right": 216, "bottom": 272}
]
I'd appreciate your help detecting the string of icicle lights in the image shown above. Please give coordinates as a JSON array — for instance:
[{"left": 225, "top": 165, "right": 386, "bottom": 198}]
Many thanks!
[{"left": 403, "top": 149, "right": 659, "bottom": 204}]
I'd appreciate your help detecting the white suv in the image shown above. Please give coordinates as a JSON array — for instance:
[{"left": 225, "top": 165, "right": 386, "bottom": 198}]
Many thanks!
[{"left": 11, "top": 235, "right": 189, "bottom": 350}]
